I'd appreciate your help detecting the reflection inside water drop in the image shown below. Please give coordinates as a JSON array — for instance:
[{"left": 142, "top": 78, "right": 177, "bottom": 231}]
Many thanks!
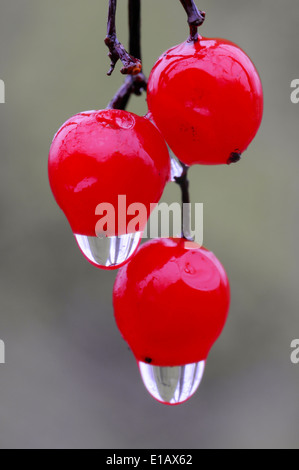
[
  {"left": 74, "top": 232, "right": 142, "bottom": 268},
  {"left": 170, "top": 151, "right": 184, "bottom": 182},
  {"left": 138, "top": 361, "right": 205, "bottom": 405}
]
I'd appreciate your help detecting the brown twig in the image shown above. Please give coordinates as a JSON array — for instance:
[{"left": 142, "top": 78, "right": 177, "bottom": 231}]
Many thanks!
[
  {"left": 106, "top": 72, "right": 147, "bottom": 110},
  {"left": 105, "top": 0, "right": 142, "bottom": 76},
  {"left": 179, "top": 0, "right": 206, "bottom": 41},
  {"left": 106, "top": 0, "right": 147, "bottom": 110}
]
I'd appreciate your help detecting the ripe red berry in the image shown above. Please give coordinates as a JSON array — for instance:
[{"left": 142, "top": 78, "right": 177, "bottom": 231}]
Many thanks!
[
  {"left": 48, "top": 109, "right": 170, "bottom": 268},
  {"left": 113, "top": 238, "right": 230, "bottom": 404},
  {"left": 147, "top": 37, "right": 263, "bottom": 166}
]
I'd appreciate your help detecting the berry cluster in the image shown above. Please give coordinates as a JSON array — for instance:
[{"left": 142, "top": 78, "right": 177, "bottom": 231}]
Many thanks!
[{"left": 48, "top": 1, "right": 263, "bottom": 405}]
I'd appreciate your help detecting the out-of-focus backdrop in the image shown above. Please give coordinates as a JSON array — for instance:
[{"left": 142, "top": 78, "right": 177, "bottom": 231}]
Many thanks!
[{"left": 0, "top": 0, "right": 298, "bottom": 449}]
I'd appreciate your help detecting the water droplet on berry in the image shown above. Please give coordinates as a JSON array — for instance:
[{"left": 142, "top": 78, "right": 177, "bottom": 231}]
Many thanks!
[
  {"left": 95, "top": 111, "right": 135, "bottom": 130},
  {"left": 74, "top": 232, "right": 142, "bottom": 269},
  {"left": 138, "top": 360, "right": 205, "bottom": 405},
  {"left": 115, "top": 114, "right": 135, "bottom": 129},
  {"left": 184, "top": 262, "right": 195, "bottom": 274}
]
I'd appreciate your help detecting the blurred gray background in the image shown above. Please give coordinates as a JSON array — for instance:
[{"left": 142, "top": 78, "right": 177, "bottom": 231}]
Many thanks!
[{"left": 0, "top": 0, "right": 298, "bottom": 449}]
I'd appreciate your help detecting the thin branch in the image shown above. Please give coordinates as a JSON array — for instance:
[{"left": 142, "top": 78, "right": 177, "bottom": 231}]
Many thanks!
[
  {"left": 107, "top": 76, "right": 133, "bottom": 110},
  {"left": 129, "top": 0, "right": 141, "bottom": 60},
  {"left": 179, "top": 0, "right": 206, "bottom": 41},
  {"left": 107, "top": 0, "right": 147, "bottom": 110},
  {"left": 105, "top": 0, "right": 142, "bottom": 76},
  {"left": 106, "top": 73, "right": 147, "bottom": 110}
]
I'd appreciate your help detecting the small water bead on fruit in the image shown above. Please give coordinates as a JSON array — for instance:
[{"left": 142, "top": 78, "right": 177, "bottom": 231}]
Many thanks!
[
  {"left": 113, "top": 238, "right": 230, "bottom": 404},
  {"left": 48, "top": 109, "right": 170, "bottom": 269},
  {"left": 147, "top": 37, "right": 263, "bottom": 166},
  {"left": 138, "top": 361, "right": 205, "bottom": 405}
]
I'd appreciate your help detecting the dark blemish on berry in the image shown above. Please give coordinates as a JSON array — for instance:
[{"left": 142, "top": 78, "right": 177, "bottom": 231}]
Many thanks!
[
  {"left": 145, "top": 357, "right": 152, "bottom": 364},
  {"left": 227, "top": 151, "right": 241, "bottom": 165},
  {"left": 191, "top": 126, "right": 198, "bottom": 140}
]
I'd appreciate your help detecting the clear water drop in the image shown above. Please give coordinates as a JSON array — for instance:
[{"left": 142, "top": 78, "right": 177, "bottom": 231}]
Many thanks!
[
  {"left": 170, "top": 151, "right": 184, "bottom": 182},
  {"left": 138, "top": 361, "right": 205, "bottom": 405},
  {"left": 74, "top": 232, "right": 142, "bottom": 268}
]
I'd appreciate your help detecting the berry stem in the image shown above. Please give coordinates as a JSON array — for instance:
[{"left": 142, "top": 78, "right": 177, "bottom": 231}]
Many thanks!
[
  {"left": 107, "top": 76, "right": 134, "bottom": 111},
  {"left": 174, "top": 163, "right": 193, "bottom": 241},
  {"left": 179, "top": 0, "right": 206, "bottom": 41},
  {"left": 106, "top": 0, "right": 147, "bottom": 110}
]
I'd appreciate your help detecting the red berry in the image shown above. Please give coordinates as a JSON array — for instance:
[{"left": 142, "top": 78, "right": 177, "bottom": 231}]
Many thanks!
[
  {"left": 147, "top": 37, "right": 263, "bottom": 165},
  {"left": 48, "top": 109, "right": 170, "bottom": 237},
  {"left": 113, "top": 238, "right": 230, "bottom": 367}
]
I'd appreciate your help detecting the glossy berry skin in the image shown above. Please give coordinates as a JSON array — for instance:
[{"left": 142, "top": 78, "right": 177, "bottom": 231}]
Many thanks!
[
  {"left": 147, "top": 37, "right": 263, "bottom": 165},
  {"left": 113, "top": 238, "right": 230, "bottom": 367},
  {"left": 48, "top": 109, "right": 170, "bottom": 237}
]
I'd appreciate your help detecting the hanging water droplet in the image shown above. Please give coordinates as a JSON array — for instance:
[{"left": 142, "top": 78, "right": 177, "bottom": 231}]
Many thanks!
[
  {"left": 138, "top": 360, "right": 205, "bottom": 405},
  {"left": 170, "top": 150, "right": 184, "bottom": 182},
  {"left": 74, "top": 232, "right": 142, "bottom": 268}
]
